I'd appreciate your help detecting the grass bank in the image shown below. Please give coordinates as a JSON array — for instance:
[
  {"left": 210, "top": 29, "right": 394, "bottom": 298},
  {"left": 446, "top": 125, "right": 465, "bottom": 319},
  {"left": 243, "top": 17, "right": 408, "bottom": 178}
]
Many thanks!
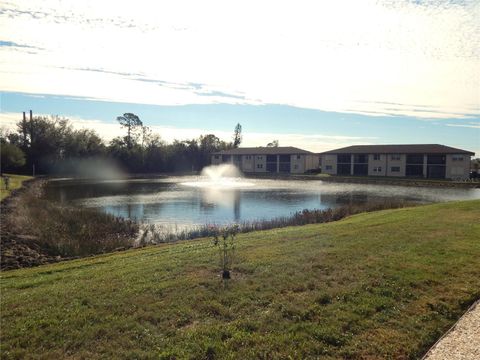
[
  {"left": 1, "top": 200, "right": 479, "bottom": 359},
  {"left": 0, "top": 174, "right": 33, "bottom": 201}
]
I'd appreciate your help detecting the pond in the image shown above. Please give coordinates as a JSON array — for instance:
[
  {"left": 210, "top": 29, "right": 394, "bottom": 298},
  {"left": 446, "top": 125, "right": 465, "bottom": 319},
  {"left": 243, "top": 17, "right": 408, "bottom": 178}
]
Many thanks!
[{"left": 45, "top": 175, "right": 480, "bottom": 229}]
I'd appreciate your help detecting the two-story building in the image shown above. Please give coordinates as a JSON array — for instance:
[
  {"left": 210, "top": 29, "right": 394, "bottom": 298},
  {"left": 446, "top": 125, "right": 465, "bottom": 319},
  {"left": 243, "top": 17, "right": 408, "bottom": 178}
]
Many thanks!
[
  {"left": 320, "top": 144, "right": 474, "bottom": 180},
  {"left": 211, "top": 147, "right": 319, "bottom": 174}
]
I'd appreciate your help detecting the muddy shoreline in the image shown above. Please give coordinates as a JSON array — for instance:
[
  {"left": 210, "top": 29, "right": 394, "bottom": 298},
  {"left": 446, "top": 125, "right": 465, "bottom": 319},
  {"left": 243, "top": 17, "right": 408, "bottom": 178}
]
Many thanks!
[
  {"left": 1, "top": 179, "right": 62, "bottom": 270},
  {"left": 0, "top": 178, "right": 138, "bottom": 271}
]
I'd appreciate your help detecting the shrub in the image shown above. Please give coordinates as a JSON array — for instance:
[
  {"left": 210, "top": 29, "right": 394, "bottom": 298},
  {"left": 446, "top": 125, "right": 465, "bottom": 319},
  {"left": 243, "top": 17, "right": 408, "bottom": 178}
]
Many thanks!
[{"left": 211, "top": 224, "right": 239, "bottom": 280}]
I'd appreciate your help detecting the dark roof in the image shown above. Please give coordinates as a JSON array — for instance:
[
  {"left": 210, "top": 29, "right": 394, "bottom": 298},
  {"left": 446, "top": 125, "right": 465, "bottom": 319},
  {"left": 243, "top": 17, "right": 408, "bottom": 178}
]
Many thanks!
[
  {"left": 213, "top": 147, "right": 314, "bottom": 155},
  {"left": 320, "top": 144, "right": 475, "bottom": 155}
]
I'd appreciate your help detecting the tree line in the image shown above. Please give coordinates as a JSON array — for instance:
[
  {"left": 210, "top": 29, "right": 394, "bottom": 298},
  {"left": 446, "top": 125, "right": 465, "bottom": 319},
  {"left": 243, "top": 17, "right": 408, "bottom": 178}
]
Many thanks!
[{"left": 0, "top": 112, "right": 243, "bottom": 175}]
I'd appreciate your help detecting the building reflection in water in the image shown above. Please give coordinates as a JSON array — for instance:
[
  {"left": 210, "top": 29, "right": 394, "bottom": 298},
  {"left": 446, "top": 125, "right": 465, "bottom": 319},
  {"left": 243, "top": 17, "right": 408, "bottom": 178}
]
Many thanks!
[{"left": 200, "top": 187, "right": 242, "bottom": 221}]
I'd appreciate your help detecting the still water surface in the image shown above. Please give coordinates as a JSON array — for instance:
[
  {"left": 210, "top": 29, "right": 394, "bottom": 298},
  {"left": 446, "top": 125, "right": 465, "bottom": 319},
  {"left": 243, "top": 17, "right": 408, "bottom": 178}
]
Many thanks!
[{"left": 45, "top": 176, "right": 480, "bottom": 228}]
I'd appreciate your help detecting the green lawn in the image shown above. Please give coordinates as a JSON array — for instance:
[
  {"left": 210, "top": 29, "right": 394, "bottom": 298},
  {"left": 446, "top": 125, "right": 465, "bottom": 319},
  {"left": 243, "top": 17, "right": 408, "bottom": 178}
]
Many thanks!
[
  {"left": 1, "top": 200, "right": 479, "bottom": 359},
  {"left": 0, "top": 174, "right": 33, "bottom": 201}
]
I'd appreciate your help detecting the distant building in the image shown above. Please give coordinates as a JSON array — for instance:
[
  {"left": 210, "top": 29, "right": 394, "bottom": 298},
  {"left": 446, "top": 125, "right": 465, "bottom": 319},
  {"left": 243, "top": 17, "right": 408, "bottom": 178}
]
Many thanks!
[
  {"left": 211, "top": 147, "right": 319, "bottom": 174},
  {"left": 320, "top": 144, "right": 474, "bottom": 180}
]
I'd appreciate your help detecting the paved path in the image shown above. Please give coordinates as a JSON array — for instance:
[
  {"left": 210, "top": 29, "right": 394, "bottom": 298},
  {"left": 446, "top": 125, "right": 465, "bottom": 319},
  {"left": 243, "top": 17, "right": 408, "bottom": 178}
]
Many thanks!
[{"left": 423, "top": 300, "right": 480, "bottom": 360}]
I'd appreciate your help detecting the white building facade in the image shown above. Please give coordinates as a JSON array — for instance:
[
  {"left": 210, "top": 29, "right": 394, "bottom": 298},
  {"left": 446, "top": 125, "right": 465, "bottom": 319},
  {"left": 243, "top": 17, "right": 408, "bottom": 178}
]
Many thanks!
[
  {"left": 320, "top": 144, "right": 474, "bottom": 180},
  {"left": 212, "top": 147, "right": 319, "bottom": 174}
]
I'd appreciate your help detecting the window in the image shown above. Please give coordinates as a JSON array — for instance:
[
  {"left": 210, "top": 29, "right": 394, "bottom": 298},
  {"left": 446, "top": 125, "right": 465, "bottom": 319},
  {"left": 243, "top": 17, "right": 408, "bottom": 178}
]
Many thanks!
[
  {"left": 373, "top": 154, "right": 381, "bottom": 161},
  {"left": 294, "top": 164, "right": 298, "bottom": 169},
  {"left": 337, "top": 154, "right": 351, "bottom": 163},
  {"left": 427, "top": 155, "right": 446, "bottom": 165},
  {"left": 256, "top": 164, "right": 263, "bottom": 169},
  {"left": 297, "top": 155, "right": 301, "bottom": 160},
  {"left": 337, "top": 164, "right": 351, "bottom": 175},
  {"left": 325, "top": 165, "right": 333, "bottom": 170},
  {"left": 373, "top": 166, "right": 382, "bottom": 172},
  {"left": 391, "top": 166, "right": 400, "bottom": 172},
  {"left": 354, "top": 154, "right": 368, "bottom": 163},
  {"left": 391, "top": 154, "right": 401, "bottom": 161},
  {"left": 214, "top": 155, "right": 220, "bottom": 159},
  {"left": 406, "top": 165, "right": 423, "bottom": 177},
  {"left": 245, "top": 155, "right": 252, "bottom": 160},
  {"left": 406, "top": 154, "right": 423, "bottom": 164},
  {"left": 257, "top": 156, "right": 263, "bottom": 160},
  {"left": 452, "top": 155, "right": 464, "bottom": 161}
]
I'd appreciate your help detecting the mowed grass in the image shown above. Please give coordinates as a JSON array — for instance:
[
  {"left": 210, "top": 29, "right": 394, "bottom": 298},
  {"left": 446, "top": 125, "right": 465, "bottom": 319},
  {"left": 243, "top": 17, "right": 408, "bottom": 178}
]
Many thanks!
[
  {"left": 0, "top": 174, "right": 33, "bottom": 201},
  {"left": 1, "top": 201, "right": 479, "bottom": 359}
]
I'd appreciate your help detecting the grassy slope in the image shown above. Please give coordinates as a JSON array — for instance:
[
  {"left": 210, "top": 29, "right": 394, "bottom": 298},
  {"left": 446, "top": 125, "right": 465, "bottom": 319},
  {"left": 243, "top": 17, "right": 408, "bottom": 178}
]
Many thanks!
[
  {"left": 0, "top": 174, "right": 33, "bottom": 201},
  {"left": 1, "top": 201, "right": 479, "bottom": 359}
]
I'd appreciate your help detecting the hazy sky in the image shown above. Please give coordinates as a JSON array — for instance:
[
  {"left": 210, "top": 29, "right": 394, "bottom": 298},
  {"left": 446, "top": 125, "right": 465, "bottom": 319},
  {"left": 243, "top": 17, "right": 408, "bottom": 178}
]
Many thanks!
[{"left": 0, "top": 0, "right": 479, "bottom": 153}]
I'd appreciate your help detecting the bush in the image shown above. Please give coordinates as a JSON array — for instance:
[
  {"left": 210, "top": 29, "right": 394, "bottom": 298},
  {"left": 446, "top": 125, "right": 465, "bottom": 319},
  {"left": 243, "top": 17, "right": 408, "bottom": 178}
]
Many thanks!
[{"left": 212, "top": 224, "right": 239, "bottom": 280}]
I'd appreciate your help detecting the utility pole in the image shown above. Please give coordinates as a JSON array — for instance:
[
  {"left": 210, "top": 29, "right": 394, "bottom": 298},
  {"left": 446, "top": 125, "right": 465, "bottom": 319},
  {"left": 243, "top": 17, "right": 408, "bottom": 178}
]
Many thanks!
[
  {"left": 29, "top": 110, "right": 34, "bottom": 176},
  {"left": 22, "top": 111, "right": 28, "bottom": 147},
  {"left": 28, "top": 110, "right": 34, "bottom": 148}
]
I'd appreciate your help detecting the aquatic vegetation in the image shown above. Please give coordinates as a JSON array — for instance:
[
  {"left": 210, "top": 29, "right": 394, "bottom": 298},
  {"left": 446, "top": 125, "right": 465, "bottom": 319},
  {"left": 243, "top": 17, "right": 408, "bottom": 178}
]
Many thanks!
[
  {"left": 2, "top": 180, "right": 138, "bottom": 264},
  {"left": 136, "top": 200, "right": 413, "bottom": 246}
]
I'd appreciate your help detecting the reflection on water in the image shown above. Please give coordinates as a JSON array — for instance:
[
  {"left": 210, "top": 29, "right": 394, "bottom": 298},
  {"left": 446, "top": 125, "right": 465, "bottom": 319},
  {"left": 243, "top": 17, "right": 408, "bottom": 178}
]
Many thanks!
[{"left": 45, "top": 177, "right": 480, "bottom": 228}]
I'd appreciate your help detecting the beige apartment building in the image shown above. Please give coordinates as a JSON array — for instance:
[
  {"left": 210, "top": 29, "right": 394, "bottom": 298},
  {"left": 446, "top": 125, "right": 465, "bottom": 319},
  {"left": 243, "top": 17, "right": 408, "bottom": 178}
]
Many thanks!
[
  {"left": 211, "top": 147, "right": 319, "bottom": 174},
  {"left": 320, "top": 144, "right": 474, "bottom": 180}
]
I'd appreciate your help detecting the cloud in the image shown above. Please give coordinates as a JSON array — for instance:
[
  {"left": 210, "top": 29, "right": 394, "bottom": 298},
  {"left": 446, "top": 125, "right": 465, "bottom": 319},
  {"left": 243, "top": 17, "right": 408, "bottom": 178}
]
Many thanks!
[
  {"left": 0, "top": 40, "right": 41, "bottom": 49},
  {"left": 0, "top": 0, "right": 478, "bottom": 118},
  {"left": 349, "top": 100, "right": 480, "bottom": 120},
  {"left": 58, "top": 67, "right": 250, "bottom": 102},
  {"left": 194, "top": 90, "right": 245, "bottom": 100},
  {"left": 446, "top": 122, "right": 480, "bottom": 129}
]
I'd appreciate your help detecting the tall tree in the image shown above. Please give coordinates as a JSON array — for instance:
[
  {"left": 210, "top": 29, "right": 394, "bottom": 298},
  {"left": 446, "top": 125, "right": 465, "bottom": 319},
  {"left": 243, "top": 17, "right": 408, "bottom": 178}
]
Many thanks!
[
  {"left": 64, "top": 128, "right": 105, "bottom": 158},
  {"left": 0, "top": 142, "right": 25, "bottom": 173},
  {"left": 116, "top": 113, "right": 143, "bottom": 148},
  {"left": 267, "top": 140, "right": 279, "bottom": 147},
  {"left": 141, "top": 125, "right": 151, "bottom": 149},
  {"left": 233, "top": 123, "right": 242, "bottom": 148}
]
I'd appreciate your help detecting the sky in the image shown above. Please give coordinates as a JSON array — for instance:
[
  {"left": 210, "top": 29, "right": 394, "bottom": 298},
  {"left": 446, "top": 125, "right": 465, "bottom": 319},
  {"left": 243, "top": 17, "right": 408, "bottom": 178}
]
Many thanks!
[{"left": 0, "top": 0, "right": 479, "bottom": 154}]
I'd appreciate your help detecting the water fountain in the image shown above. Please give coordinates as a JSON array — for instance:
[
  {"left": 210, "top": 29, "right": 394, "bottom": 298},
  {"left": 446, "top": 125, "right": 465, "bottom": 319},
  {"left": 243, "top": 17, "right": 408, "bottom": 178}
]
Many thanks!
[{"left": 181, "top": 164, "right": 254, "bottom": 188}]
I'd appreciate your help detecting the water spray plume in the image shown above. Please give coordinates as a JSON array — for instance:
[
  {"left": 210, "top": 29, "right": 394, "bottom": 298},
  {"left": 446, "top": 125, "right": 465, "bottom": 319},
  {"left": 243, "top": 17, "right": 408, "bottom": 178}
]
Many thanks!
[
  {"left": 181, "top": 164, "right": 254, "bottom": 188},
  {"left": 200, "top": 164, "right": 242, "bottom": 180}
]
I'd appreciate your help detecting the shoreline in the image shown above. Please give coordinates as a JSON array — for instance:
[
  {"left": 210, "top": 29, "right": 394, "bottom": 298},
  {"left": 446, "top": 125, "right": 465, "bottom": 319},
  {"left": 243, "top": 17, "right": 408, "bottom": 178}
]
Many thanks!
[
  {"left": 0, "top": 178, "right": 137, "bottom": 271},
  {"left": 1, "top": 176, "right": 414, "bottom": 271},
  {"left": 2, "top": 173, "right": 478, "bottom": 271},
  {"left": 312, "top": 175, "right": 480, "bottom": 188},
  {"left": 47, "top": 171, "right": 480, "bottom": 189},
  {"left": 242, "top": 173, "right": 480, "bottom": 188}
]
